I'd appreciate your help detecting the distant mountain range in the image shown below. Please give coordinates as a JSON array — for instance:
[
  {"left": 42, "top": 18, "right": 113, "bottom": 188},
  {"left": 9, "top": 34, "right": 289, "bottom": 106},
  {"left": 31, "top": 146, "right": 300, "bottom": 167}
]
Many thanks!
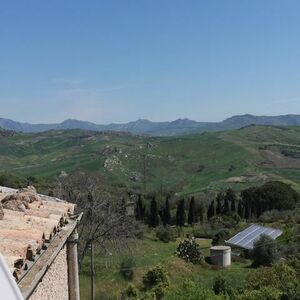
[{"left": 1, "top": 114, "right": 300, "bottom": 136}]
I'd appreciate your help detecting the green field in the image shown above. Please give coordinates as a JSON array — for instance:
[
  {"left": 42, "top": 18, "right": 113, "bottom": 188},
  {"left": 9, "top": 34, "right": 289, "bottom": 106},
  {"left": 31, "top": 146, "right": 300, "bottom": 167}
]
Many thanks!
[
  {"left": 79, "top": 230, "right": 253, "bottom": 300},
  {"left": 1, "top": 125, "right": 300, "bottom": 194}
]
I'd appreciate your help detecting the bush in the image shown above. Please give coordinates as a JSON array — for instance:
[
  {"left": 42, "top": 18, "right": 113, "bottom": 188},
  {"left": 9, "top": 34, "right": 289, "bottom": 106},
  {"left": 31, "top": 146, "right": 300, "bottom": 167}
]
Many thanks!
[
  {"left": 176, "top": 237, "right": 203, "bottom": 264},
  {"left": 209, "top": 213, "right": 240, "bottom": 229},
  {"left": 246, "top": 262, "right": 300, "bottom": 300},
  {"left": 237, "top": 287, "right": 282, "bottom": 300},
  {"left": 286, "top": 253, "right": 300, "bottom": 277},
  {"left": 212, "top": 229, "right": 230, "bottom": 246},
  {"left": 139, "top": 291, "right": 156, "bottom": 300},
  {"left": 143, "top": 265, "right": 170, "bottom": 299},
  {"left": 246, "top": 267, "right": 280, "bottom": 291},
  {"left": 193, "top": 225, "right": 215, "bottom": 238},
  {"left": 155, "top": 226, "right": 178, "bottom": 243},
  {"left": 251, "top": 234, "right": 278, "bottom": 267},
  {"left": 0, "top": 173, "right": 26, "bottom": 188},
  {"left": 259, "top": 209, "right": 295, "bottom": 223},
  {"left": 121, "top": 284, "right": 138, "bottom": 299},
  {"left": 143, "top": 265, "right": 170, "bottom": 289},
  {"left": 120, "top": 257, "right": 136, "bottom": 280},
  {"left": 163, "top": 282, "right": 224, "bottom": 300},
  {"left": 279, "top": 242, "right": 300, "bottom": 258},
  {"left": 212, "top": 275, "right": 232, "bottom": 295}
]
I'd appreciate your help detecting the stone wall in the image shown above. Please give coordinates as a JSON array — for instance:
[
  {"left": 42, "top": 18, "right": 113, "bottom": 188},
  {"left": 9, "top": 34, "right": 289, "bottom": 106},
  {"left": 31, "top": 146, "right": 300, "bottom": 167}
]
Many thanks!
[{"left": 29, "top": 246, "right": 69, "bottom": 300}]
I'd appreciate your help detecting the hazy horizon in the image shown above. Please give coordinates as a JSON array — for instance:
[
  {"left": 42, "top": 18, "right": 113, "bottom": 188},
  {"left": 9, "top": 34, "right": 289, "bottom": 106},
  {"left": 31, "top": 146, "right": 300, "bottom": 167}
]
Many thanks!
[
  {"left": 2, "top": 113, "right": 300, "bottom": 126},
  {"left": 1, "top": 1, "right": 300, "bottom": 123}
]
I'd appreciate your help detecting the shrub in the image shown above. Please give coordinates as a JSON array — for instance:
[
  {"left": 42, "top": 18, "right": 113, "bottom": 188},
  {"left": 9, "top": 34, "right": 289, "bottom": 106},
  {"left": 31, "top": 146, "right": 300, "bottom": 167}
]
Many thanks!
[
  {"left": 121, "top": 284, "right": 138, "bottom": 299},
  {"left": 193, "top": 224, "right": 215, "bottom": 238},
  {"left": 176, "top": 237, "right": 203, "bottom": 264},
  {"left": 212, "top": 275, "right": 232, "bottom": 295},
  {"left": 134, "top": 224, "right": 145, "bottom": 240},
  {"left": 139, "top": 291, "right": 156, "bottom": 300},
  {"left": 120, "top": 257, "right": 136, "bottom": 280},
  {"left": 279, "top": 242, "right": 300, "bottom": 258},
  {"left": 286, "top": 253, "right": 300, "bottom": 277},
  {"left": 277, "top": 225, "right": 297, "bottom": 245},
  {"left": 237, "top": 287, "right": 282, "bottom": 300},
  {"left": 211, "top": 229, "right": 230, "bottom": 246},
  {"left": 143, "top": 265, "right": 170, "bottom": 299},
  {"left": 143, "top": 265, "right": 170, "bottom": 289},
  {"left": 246, "top": 262, "right": 300, "bottom": 299},
  {"left": 155, "top": 226, "right": 178, "bottom": 243},
  {"left": 246, "top": 267, "right": 280, "bottom": 291},
  {"left": 273, "top": 263, "right": 300, "bottom": 299},
  {"left": 209, "top": 214, "right": 240, "bottom": 229},
  {"left": 259, "top": 209, "right": 296, "bottom": 223},
  {"left": 0, "top": 173, "right": 26, "bottom": 188},
  {"left": 163, "top": 282, "right": 224, "bottom": 300},
  {"left": 251, "top": 234, "right": 278, "bottom": 267}
]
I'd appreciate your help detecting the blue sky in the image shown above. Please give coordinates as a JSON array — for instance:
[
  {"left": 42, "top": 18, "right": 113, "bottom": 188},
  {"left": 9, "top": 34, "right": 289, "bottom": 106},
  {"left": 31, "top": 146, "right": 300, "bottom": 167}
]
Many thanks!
[{"left": 1, "top": 0, "right": 300, "bottom": 124}]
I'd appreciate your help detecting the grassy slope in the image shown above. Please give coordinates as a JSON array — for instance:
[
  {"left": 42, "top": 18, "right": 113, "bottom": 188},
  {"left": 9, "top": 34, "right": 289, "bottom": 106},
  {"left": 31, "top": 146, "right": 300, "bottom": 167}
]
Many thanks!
[
  {"left": 79, "top": 231, "right": 252, "bottom": 300},
  {"left": 0, "top": 126, "right": 300, "bottom": 193}
]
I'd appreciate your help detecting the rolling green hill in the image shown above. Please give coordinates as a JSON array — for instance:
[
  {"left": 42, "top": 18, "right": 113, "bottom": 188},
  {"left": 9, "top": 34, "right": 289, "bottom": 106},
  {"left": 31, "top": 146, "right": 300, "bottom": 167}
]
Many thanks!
[{"left": 0, "top": 125, "right": 300, "bottom": 194}]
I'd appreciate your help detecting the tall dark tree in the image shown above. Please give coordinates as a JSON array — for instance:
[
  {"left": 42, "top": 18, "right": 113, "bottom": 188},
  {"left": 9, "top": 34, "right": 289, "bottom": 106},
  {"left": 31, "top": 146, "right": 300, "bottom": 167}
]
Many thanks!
[
  {"left": 216, "top": 193, "right": 223, "bottom": 215},
  {"left": 188, "top": 197, "right": 195, "bottom": 225},
  {"left": 162, "top": 196, "right": 171, "bottom": 226},
  {"left": 176, "top": 199, "right": 186, "bottom": 227},
  {"left": 198, "top": 202, "right": 205, "bottom": 224},
  {"left": 231, "top": 198, "right": 236, "bottom": 212},
  {"left": 135, "top": 194, "right": 145, "bottom": 221},
  {"left": 244, "top": 199, "right": 250, "bottom": 219},
  {"left": 225, "top": 188, "right": 236, "bottom": 212},
  {"left": 237, "top": 200, "right": 243, "bottom": 218},
  {"left": 206, "top": 203, "right": 211, "bottom": 220},
  {"left": 149, "top": 197, "right": 159, "bottom": 227},
  {"left": 207, "top": 200, "right": 215, "bottom": 220},
  {"left": 223, "top": 198, "right": 230, "bottom": 214}
]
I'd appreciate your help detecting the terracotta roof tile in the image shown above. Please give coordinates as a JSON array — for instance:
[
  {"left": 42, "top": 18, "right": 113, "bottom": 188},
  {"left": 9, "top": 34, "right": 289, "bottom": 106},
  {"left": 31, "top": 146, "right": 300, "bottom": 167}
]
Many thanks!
[{"left": 0, "top": 186, "right": 75, "bottom": 278}]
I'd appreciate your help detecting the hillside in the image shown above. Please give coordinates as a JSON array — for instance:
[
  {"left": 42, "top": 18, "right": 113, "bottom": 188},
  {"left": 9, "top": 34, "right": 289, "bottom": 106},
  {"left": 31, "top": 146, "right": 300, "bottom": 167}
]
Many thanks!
[
  {"left": 0, "top": 125, "right": 300, "bottom": 194},
  {"left": 0, "top": 127, "right": 15, "bottom": 137},
  {"left": 1, "top": 114, "right": 300, "bottom": 136}
]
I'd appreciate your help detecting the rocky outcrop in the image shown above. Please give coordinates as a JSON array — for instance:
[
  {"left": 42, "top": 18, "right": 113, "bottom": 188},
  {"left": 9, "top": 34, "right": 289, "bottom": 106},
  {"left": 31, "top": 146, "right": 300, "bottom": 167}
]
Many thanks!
[
  {"left": 103, "top": 156, "right": 121, "bottom": 171},
  {"left": 1, "top": 186, "right": 41, "bottom": 212}
]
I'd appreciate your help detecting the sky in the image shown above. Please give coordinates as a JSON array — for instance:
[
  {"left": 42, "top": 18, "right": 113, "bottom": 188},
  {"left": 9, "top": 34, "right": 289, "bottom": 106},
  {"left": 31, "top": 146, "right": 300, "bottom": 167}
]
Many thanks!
[{"left": 1, "top": 0, "right": 300, "bottom": 124}]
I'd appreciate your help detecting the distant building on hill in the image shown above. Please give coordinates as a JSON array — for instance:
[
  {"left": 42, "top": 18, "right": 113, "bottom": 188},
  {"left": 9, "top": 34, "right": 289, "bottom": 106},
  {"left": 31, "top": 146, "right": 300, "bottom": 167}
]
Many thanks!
[{"left": 0, "top": 186, "right": 82, "bottom": 300}]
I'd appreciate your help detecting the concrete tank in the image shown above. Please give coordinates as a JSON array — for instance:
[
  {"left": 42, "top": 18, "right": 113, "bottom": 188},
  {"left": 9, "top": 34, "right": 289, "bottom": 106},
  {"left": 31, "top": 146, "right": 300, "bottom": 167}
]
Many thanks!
[{"left": 210, "top": 246, "right": 231, "bottom": 267}]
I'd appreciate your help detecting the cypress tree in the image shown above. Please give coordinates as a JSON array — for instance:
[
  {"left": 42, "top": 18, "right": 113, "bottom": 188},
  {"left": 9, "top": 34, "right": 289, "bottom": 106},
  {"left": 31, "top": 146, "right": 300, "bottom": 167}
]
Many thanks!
[
  {"left": 211, "top": 200, "right": 215, "bottom": 218},
  {"left": 207, "top": 200, "right": 215, "bottom": 220},
  {"left": 223, "top": 198, "right": 229, "bottom": 214},
  {"left": 176, "top": 199, "right": 186, "bottom": 227},
  {"left": 163, "top": 196, "right": 171, "bottom": 226},
  {"left": 188, "top": 197, "right": 195, "bottom": 225},
  {"left": 225, "top": 188, "right": 236, "bottom": 212},
  {"left": 135, "top": 194, "right": 145, "bottom": 221},
  {"left": 199, "top": 202, "right": 204, "bottom": 224},
  {"left": 206, "top": 202, "right": 211, "bottom": 220},
  {"left": 244, "top": 200, "right": 250, "bottom": 219},
  {"left": 149, "top": 197, "right": 159, "bottom": 227},
  {"left": 216, "top": 193, "right": 223, "bottom": 215},
  {"left": 238, "top": 200, "right": 243, "bottom": 217},
  {"left": 231, "top": 198, "right": 236, "bottom": 212}
]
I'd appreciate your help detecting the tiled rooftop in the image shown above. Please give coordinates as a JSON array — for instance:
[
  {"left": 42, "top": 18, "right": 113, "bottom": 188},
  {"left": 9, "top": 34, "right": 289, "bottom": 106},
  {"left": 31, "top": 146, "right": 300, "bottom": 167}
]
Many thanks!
[{"left": 0, "top": 186, "right": 75, "bottom": 280}]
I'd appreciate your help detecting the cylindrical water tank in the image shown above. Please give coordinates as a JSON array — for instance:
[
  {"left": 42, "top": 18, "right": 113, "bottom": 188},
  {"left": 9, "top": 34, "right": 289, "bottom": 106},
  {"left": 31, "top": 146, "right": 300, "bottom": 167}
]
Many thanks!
[{"left": 210, "top": 246, "right": 231, "bottom": 267}]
